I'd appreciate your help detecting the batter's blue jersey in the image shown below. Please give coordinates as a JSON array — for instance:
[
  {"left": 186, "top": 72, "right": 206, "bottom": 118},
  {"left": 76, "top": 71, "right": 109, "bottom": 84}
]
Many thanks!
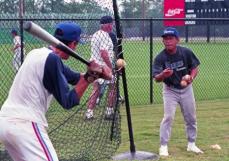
[{"left": 0, "top": 47, "right": 80, "bottom": 127}]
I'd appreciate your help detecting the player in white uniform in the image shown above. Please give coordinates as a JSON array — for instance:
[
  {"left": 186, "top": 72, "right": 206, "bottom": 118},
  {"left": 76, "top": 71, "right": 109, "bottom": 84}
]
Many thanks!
[
  {"left": 0, "top": 22, "right": 111, "bottom": 161},
  {"left": 85, "top": 16, "right": 115, "bottom": 120},
  {"left": 11, "top": 29, "right": 24, "bottom": 72}
]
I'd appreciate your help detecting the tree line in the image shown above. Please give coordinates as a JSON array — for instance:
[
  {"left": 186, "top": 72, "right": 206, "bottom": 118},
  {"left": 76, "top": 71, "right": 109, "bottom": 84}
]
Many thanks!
[{"left": 0, "top": 0, "right": 163, "bottom": 18}]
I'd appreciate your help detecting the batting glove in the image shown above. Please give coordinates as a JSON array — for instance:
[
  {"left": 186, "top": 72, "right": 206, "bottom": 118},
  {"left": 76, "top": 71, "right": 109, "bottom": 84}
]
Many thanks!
[{"left": 84, "top": 60, "right": 112, "bottom": 83}]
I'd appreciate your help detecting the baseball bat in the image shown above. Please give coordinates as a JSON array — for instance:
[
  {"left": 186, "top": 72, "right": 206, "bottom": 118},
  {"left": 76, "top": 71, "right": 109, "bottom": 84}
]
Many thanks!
[{"left": 23, "top": 21, "right": 90, "bottom": 65}]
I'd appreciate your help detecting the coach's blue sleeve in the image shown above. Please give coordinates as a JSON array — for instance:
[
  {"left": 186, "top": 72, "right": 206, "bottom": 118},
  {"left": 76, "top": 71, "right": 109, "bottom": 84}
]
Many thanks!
[{"left": 43, "top": 53, "right": 80, "bottom": 109}]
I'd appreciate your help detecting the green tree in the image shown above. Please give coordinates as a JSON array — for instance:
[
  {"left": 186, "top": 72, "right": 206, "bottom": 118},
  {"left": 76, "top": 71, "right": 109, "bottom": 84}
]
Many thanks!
[
  {"left": 120, "top": 0, "right": 163, "bottom": 18},
  {"left": 0, "top": 0, "right": 19, "bottom": 14},
  {"left": 30, "top": 0, "right": 65, "bottom": 13},
  {"left": 64, "top": 0, "right": 105, "bottom": 14},
  {"left": 24, "top": 0, "right": 107, "bottom": 15},
  {"left": 120, "top": 0, "right": 140, "bottom": 18},
  {"left": 148, "top": 0, "right": 163, "bottom": 18}
]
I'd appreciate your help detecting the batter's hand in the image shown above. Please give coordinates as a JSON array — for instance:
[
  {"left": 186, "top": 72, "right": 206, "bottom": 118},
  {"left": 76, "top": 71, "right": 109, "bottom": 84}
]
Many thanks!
[
  {"left": 84, "top": 61, "right": 112, "bottom": 83},
  {"left": 162, "top": 68, "right": 173, "bottom": 78}
]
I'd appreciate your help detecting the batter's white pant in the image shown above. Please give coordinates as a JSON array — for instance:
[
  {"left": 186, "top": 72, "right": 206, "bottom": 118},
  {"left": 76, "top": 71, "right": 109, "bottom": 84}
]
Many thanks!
[
  {"left": 160, "top": 84, "right": 197, "bottom": 145},
  {"left": 0, "top": 117, "right": 58, "bottom": 161}
]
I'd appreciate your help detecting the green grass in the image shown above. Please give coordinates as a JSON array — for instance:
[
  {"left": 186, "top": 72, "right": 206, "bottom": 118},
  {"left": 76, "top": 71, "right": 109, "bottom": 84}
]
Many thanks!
[
  {"left": 113, "top": 98, "right": 229, "bottom": 161},
  {"left": 1, "top": 99, "right": 229, "bottom": 161}
]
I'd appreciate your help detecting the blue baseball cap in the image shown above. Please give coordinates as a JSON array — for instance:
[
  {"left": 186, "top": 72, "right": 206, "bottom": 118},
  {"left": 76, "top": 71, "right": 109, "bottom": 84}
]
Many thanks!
[
  {"left": 162, "top": 27, "right": 179, "bottom": 38},
  {"left": 100, "top": 16, "right": 113, "bottom": 24},
  {"left": 11, "top": 28, "right": 18, "bottom": 34},
  {"left": 54, "top": 22, "right": 81, "bottom": 42}
]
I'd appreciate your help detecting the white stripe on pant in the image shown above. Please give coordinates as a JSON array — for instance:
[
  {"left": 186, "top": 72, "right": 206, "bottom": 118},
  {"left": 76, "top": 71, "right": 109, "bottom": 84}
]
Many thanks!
[{"left": 0, "top": 117, "right": 58, "bottom": 161}]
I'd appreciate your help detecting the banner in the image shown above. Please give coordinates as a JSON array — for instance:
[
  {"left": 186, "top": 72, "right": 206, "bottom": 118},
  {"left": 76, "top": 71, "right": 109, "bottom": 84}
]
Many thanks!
[{"left": 164, "top": 0, "right": 185, "bottom": 26}]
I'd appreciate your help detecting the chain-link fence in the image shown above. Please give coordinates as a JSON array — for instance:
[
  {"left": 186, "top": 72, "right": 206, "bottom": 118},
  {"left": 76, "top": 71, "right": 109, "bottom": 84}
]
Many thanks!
[
  {"left": 0, "top": 1, "right": 228, "bottom": 161},
  {"left": 0, "top": 0, "right": 227, "bottom": 107},
  {"left": 120, "top": 18, "right": 229, "bottom": 105},
  {"left": 0, "top": 13, "right": 229, "bottom": 161},
  {"left": 0, "top": 18, "right": 229, "bottom": 105}
]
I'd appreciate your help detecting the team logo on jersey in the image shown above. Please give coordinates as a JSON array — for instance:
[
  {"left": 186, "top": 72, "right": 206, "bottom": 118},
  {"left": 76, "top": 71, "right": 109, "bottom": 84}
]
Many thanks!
[{"left": 165, "top": 60, "right": 186, "bottom": 71}]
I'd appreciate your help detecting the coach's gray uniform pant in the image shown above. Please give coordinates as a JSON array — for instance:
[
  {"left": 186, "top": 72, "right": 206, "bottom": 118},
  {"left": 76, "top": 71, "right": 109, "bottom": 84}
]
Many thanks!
[{"left": 160, "top": 84, "right": 197, "bottom": 145}]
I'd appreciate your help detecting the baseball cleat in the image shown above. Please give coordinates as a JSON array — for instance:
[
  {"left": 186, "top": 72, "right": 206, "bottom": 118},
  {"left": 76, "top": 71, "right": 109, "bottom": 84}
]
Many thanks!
[
  {"left": 104, "top": 107, "right": 114, "bottom": 120},
  {"left": 187, "top": 142, "right": 204, "bottom": 154},
  {"left": 85, "top": 109, "right": 94, "bottom": 120},
  {"left": 159, "top": 145, "right": 169, "bottom": 157}
]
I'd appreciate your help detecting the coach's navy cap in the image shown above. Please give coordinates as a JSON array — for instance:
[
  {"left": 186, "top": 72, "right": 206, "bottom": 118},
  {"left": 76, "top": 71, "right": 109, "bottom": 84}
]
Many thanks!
[
  {"left": 162, "top": 27, "right": 179, "bottom": 38},
  {"left": 54, "top": 22, "right": 81, "bottom": 42},
  {"left": 100, "top": 16, "right": 113, "bottom": 24}
]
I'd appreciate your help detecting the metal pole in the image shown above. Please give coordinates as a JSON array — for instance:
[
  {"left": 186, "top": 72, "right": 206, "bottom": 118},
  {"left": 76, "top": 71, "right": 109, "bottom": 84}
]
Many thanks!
[
  {"left": 207, "top": 24, "right": 210, "bottom": 43},
  {"left": 19, "top": 0, "right": 24, "bottom": 63},
  {"left": 142, "top": 0, "right": 145, "bottom": 41},
  {"left": 185, "top": 25, "right": 189, "bottom": 43},
  {"left": 150, "top": 19, "right": 153, "bottom": 104}
]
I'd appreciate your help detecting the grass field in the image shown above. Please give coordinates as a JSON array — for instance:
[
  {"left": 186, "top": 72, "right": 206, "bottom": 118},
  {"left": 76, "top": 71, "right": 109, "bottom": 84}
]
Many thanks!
[
  {"left": 114, "top": 98, "right": 229, "bottom": 161},
  {"left": 0, "top": 99, "right": 229, "bottom": 161}
]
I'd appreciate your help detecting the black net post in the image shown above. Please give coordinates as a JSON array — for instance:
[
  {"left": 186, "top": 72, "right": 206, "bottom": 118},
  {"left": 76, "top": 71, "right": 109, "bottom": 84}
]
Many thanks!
[
  {"left": 112, "top": 0, "right": 159, "bottom": 160},
  {"left": 112, "top": 0, "right": 135, "bottom": 153}
]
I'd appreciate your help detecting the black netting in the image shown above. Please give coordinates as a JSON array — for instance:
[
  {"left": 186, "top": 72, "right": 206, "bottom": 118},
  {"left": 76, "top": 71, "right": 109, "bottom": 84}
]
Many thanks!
[
  {"left": 1, "top": 0, "right": 229, "bottom": 160},
  {"left": 0, "top": 0, "right": 123, "bottom": 161}
]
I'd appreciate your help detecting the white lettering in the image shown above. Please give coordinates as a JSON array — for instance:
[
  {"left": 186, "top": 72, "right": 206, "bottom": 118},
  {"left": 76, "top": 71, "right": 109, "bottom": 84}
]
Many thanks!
[
  {"left": 165, "top": 8, "right": 184, "bottom": 17},
  {"left": 186, "top": 14, "right": 196, "bottom": 18},
  {"left": 185, "top": 21, "right": 196, "bottom": 25},
  {"left": 187, "top": 9, "right": 194, "bottom": 13},
  {"left": 185, "top": 0, "right": 195, "bottom": 2}
]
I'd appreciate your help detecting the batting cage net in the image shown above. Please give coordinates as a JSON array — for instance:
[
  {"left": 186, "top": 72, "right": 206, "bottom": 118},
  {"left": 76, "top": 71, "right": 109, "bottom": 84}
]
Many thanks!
[{"left": 0, "top": 0, "right": 123, "bottom": 161}]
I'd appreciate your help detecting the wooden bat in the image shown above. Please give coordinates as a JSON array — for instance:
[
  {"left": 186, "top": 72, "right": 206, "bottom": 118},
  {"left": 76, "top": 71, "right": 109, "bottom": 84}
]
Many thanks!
[{"left": 23, "top": 21, "right": 90, "bottom": 65}]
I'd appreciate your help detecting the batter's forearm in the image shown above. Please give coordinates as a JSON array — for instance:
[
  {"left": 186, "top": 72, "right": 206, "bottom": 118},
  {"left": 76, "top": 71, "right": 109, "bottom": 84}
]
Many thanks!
[{"left": 75, "top": 74, "right": 90, "bottom": 98}]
